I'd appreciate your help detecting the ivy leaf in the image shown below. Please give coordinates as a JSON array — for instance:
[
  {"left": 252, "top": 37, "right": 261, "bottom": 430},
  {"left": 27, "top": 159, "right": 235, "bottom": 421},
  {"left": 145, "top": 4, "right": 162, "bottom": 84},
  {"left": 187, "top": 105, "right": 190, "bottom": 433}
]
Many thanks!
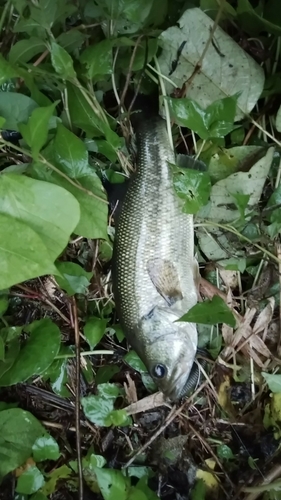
[
  {"left": 173, "top": 167, "right": 211, "bottom": 214},
  {"left": 81, "top": 383, "right": 121, "bottom": 427},
  {"left": 179, "top": 296, "right": 236, "bottom": 327},
  {"left": 55, "top": 261, "right": 93, "bottom": 296},
  {"left": 84, "top": 317, "right": 108, "bottom": 349},
  {"left": 167, "top": 96, "right": 237, "bottom": 140},
  {"left": 32, "top": 434, "right": 60, "bottom": 462},
  {"left": 50, "top": 41, "right": 76, "bottom": 79}
]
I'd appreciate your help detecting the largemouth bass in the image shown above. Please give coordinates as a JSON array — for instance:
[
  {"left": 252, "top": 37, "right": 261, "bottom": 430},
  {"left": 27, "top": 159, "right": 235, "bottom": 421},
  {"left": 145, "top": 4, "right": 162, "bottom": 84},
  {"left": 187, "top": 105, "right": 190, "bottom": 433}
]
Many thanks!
[{"left": 112, "top": 113, "right": 199, "bottom": 401}]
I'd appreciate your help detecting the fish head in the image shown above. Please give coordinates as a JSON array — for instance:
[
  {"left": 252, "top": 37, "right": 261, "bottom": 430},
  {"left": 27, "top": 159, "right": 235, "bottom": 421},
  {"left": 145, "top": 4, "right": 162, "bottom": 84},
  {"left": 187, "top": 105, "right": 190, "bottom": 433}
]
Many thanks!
[{"left": 137, "top": 306, "right": 198, "bottom": 401}]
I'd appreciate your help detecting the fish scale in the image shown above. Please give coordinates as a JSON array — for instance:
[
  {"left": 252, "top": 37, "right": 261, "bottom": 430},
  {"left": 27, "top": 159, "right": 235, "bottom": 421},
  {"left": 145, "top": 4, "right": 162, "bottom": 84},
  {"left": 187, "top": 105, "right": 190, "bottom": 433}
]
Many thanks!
[{"left": 112, "top": 115, "right": 199, "bottom": 401}]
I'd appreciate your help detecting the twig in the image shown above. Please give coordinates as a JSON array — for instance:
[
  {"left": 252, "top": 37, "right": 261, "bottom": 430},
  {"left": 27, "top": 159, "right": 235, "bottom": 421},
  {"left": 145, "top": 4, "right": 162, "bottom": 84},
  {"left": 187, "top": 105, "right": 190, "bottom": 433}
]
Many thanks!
[
  {"left": 72, "top": 297, "right": 83, "bottom": 500},
  {"left": 242, "top": 464, "right": 281, "bottom": 500}
]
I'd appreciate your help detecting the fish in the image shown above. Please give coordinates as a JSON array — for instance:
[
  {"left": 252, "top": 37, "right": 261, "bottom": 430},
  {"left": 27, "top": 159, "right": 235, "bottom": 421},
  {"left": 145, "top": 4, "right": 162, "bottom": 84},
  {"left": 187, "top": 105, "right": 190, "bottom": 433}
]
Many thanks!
[{"left": 112, "top": 104, "right": 200, "bottom": 401}]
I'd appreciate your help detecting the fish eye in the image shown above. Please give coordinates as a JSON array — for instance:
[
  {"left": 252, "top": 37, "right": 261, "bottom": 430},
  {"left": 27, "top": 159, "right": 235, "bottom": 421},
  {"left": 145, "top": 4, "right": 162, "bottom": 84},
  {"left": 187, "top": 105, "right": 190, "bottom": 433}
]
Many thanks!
[{"left": 152, "top": 364, "right": 167, "bottom": 379}]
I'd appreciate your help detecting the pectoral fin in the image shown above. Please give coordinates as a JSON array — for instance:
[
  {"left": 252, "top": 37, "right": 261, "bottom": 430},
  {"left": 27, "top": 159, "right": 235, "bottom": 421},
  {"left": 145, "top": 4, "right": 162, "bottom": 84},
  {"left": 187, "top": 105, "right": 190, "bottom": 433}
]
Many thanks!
[{"left": 147, "top": 258, "right": 183, "bottom": 305}]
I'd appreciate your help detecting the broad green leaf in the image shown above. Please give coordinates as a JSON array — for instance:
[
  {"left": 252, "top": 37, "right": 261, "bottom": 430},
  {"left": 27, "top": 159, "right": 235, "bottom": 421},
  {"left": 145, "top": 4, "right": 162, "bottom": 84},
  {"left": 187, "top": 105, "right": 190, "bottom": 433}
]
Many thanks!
[
  {"left": 80, "top": 39, "right": 113, "bottom": 78},
  {"left": 158, "top": 7, "right": 264, "bottom": 120},
  {"left": 0, "top": 338, "right": 4, "bottom": 361},
  {"left": 168, "top": 96, "right": 236, "bottom": 139},
  {"left": 117, "top": 38, "right": 158, "bottom": 72},
  {"left": 0, "top": 92, "right": 38, "bottom": 131},
  {"left": 54, "top": 124, "right": 90, "bottom": 177},
  {"left": 50, "top": 41, "right": 76, "bottom": 79},
  {"left": 124, "top": 351, "right": 147, "bottom": 373},
  {"left": 237, "top": 0, "right": 281, "bottom": 36},
  {"left": 30, "top": 161, "right": 108, "bottom": 240},
  {"left": 32, "top": 434, "right": 60, "bottom": 462},
  {"left": 94, "top": 467, "right": 131, "bottom": 500},
  {"left": 0, "top": 338, "right": 20, "bottom": 379},
  {"left": 0, "top": 174, "right": 80, "bottom": 261},
  {"left": 0, "top": 213, "right": 57, "bottom": 290},
  {"left": 96, "top": 365, "right": 120, "bottom": 384},
  {"left": 57, "top": 30, "right": 88, "bottom": 53},
  {"left": 9, "top": 38, "right": 46, "bottom": 64},
  {"left": 16, "top": 465, "right": 45, "bottom": 494},
  {"left": 81, "top": 383, "right": 120, "bottom": 427},
  {"left": 179, "top": 296, "right": 236, "bottom": 327},
  {"left": 173, "top": 168, "right": 211, "bottom": 214},
  {"left": 0, "top": 408, "right": 46, "bottom": 481},
  {"left": 262, "top": 372, "right": 281, "bottom": 393},
  {"left": 84, "top": 317, "right": 107, "bottom": 349},
  {"left": 55, "top": 261, "right": 93, "bottom": 296},
  {"left": 191, "top": 479, "right": 206, "bottom": 500},
  {"left": 19, "top": 103, "right": 58, "bottom": 158},
  {"left": 0, "top": 318, "right": 61, "bottom": 386}
]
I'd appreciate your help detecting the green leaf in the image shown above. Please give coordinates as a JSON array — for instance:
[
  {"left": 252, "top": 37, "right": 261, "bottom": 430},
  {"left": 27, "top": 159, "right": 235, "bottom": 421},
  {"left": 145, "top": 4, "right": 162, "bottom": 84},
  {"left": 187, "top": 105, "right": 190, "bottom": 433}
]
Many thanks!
[
  {"left": 179, "top": 296, "right": 236, "bottom": 327},
  {"left": 32, "top": 434, "right": 60, "bottom": 462},
  {"left": 54, "top": 123, "right": 90, "bottom": 177},
  {"left": 0, "top": 213, "right": 58, "bottom": 290},
  {"left": 57, "top": 30, "right": 88, "bottom": 53},
  {"left": 105, "top": 409, "right": 131, "bottom": 427},
  {"left": 9, "top": 38, "right": 46, "bottom": 64},
  {"left": 0, "top": 92, "right": 38, "bottom": 131},
  {"left": 55, "top": 261, "right": 93, "bottom": 296},
  {"left": 124, "top": 351, "right": 147, "bottom": 374},
  {"left": 262, "top": 372, "right": 281, "bottom": 393},
  {"left": 31, "top": 160, "right": 108, "bottom": 240},
  {"left": 81, "top": 383, "right": 120, "bottom": 427},
  {"left": 0, "top": 318, "right": 61, "bottom": 386},
  {"left": 94, "top": 467, "right": 131, "bottom": 500},
  {"left": 66, "top": 82, "right": 102, "bottom": 136},
  {"left": 80, "top": 39, "right": 113, "bottom": 78},
  {"left": 96, "top": 365, "right": 120, "bottom": 384},
  {"left": 217, "top": 444, "right": 234, "bottom": 461},
  {"left": 16, "top": 465, "right": 45, "bottom": 494},
  {"left": 0, "top": 295, "right": 9, "bottom": 317},
  {"left": 0, "top": 54, "right": 19, "bottom": 84},
  {"left": 43, "top": 346, "right": 71, "bottom": 397},
  {"left": 173, "top": 168, "right": 211, "bottom": 214},
  {"left": 50, "top": 41, "right": 76, "bottom": 79},
  {"left": 19, "top": 103, "right": 58, "bottom": 158},
  {"left": 167, "top": 96, "right": 236, "bottom": 140},
  {"left": 41, "top": 465, "right": 72, "bottom": 496},
  {"left": 191, "top": 479, "right": 206, "bottom": 500},
  {"left": 237, "top": 0, "right": 281, "bottom": 36},
  {"left": 0, "top": 338, "right": 5, "bottom": 361},
  {"left": 84, "top": 317, "right": 107, "bottom": 349},
  {"left": 30, "top": 493, "right": 48, "bottom": 500},
  {"left": 0, "top": 174, "right": 80, "bottom": 262},
  {"left": 0, "top": 408, "right": 47, "bottom": 482}
]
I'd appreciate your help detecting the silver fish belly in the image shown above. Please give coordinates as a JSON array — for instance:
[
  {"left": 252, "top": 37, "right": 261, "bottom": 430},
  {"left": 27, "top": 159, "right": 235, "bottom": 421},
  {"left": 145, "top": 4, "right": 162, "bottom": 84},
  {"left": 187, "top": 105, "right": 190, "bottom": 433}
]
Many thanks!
[{"left": 112, "top": 116, "right": 199, "bottom": 401}]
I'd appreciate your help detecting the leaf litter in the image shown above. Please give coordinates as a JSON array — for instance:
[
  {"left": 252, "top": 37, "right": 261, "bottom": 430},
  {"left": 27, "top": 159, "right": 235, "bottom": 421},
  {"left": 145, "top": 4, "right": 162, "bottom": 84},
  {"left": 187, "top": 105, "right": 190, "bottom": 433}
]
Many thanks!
[{"left": 0, "top": 1, "right": 281, "bottom": 500}]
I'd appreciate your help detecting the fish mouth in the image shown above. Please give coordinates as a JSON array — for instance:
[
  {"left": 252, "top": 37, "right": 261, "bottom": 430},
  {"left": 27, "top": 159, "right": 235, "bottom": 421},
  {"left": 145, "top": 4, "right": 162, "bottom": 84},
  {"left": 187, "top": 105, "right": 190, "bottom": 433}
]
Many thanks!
[{"left": 163, "top": 365, "right": 194, "bottom": 402}]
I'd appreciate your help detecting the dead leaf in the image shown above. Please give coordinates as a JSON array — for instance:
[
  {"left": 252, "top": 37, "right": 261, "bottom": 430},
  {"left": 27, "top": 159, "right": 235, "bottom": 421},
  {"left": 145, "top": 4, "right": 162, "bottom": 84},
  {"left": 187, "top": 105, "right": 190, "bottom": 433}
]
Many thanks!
[
  {"left": 125, "top": 392, "right": 168, "bottom": 416},
  {"left": 124, "top": 373, "right": 138, "bottom": 405},
  {"left": 219, "top": 269, "right": 239, "bottom": 290}
]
